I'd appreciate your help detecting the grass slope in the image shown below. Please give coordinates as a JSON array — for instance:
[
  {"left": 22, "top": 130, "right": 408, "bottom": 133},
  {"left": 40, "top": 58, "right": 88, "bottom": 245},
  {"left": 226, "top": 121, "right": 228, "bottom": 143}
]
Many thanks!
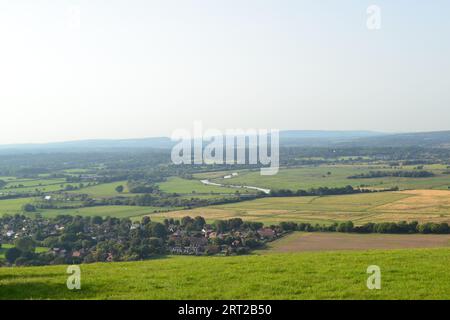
[{"left": 0, "top": 248, "right": 449, "bottom": 299}]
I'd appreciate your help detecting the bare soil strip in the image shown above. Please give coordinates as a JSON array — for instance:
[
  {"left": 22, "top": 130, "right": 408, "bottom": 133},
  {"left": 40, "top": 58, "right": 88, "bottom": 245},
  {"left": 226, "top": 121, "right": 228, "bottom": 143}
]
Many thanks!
[{"left": 268, "top": 232, "right": 450, "bottom": 252}]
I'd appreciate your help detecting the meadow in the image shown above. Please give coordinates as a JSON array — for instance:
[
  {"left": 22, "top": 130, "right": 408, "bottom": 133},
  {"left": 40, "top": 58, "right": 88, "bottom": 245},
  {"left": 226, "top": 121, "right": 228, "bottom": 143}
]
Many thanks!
[
  {"left": 150, "top": 190, "right": 450, "bottom": 225},
  {"left": 0, "top": 198, "right": 36, "bottom": 216},
  {"left": 68, "top": 180, "right": 131, "bottom": 198},
  {"left": 0, "top": 177, "right": 72, "bottom": 194},
  {"left": 0, "top": 247, "right": 449, "bottom": 299},
  {"left": 0, "top": 197, "right": 177, "bottom": 219},
  {"left": 3, "top": 178, "right": 65, "bottom": 188},
  {"left": 37, "top": 206, "right": 175, "bottom": 219}
]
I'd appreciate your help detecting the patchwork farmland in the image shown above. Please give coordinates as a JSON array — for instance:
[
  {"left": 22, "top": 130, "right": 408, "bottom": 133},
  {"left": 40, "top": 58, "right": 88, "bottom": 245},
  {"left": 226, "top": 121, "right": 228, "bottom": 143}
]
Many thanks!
[
  {"left": 150, "top": 189, "right": 450, "bottom": 225},
  {"left": 206, "top": 165, "right": 450, "bottom": 191}
]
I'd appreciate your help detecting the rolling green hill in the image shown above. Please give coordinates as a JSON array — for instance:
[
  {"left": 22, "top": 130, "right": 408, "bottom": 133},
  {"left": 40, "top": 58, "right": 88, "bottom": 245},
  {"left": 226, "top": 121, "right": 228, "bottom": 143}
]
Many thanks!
[{"left": 0, "top": 248, "right": 449, "bottom": 299}]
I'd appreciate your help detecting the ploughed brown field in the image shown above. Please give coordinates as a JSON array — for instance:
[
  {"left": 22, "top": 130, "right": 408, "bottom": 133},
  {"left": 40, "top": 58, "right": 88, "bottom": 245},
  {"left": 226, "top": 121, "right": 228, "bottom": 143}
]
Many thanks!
[{"left": 267, "top": 232, "right": 450, "bottom": 252}]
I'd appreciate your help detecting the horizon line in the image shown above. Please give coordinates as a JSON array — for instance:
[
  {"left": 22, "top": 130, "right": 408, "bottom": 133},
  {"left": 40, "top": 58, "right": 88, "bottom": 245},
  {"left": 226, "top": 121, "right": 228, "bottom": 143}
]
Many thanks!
[{"left": 1, "top": 129, "right": 448, "bottom": 147}]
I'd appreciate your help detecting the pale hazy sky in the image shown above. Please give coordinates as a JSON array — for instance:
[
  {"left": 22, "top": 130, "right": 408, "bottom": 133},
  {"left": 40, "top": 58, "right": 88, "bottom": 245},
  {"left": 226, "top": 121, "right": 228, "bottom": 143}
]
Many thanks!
[{"left": 0, "top": 0, "right": 449, "bottom": 144}]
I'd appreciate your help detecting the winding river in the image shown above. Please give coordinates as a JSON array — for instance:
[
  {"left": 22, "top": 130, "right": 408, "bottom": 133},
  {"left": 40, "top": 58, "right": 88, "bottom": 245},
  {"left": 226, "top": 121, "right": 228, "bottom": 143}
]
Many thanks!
[{"left": 200, "top": 179, "right": 271, "bottom": 195}]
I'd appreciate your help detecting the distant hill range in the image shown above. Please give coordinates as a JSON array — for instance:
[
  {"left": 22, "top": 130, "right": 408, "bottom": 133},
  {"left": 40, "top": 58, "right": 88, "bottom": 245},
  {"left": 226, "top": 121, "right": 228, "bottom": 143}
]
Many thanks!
[
  {"left": 280, "top": 130, "right": 450, "bottom": 148},
  {"left": 279, "top": 130, "right": 386, "bottom": 147},
  {"left": 339, "top": 131, "right": 450, "bottom": 148},
  {"left": 0, "top": 130, "right": 449, "bottom": 153}
]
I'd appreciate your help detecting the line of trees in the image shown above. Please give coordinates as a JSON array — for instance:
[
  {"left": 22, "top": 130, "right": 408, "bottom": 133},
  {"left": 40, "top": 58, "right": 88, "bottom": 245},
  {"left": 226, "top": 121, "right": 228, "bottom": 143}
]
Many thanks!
[
  {"left": 348, "top": 170, "right": 434, "bottom": 179},
  {"left": 269, "top": 185, "right": 398, "bottom": 197},
  {"left": 278, "top": 220, "right": 450, "bottom": 234},
  {"left": 83, "top": 193, "right": 261, "bottom": 208},
  {"left": 26, "top": 192, "right": 263, "bottom": 212}
]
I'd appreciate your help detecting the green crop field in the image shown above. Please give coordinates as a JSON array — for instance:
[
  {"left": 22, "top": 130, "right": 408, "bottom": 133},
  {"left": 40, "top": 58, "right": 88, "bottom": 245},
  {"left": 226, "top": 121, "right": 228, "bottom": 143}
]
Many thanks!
[
  {"left": 70, "top": 181, "right": 131, "bottom": 198},
  {"left": 0, "top": 197, "right": 176, "bottom": 219},
  {"left": 1, "top": 184, "right": 69, "bottom": 194},
  {"left": 37, "top": 205, "right": 177, "bottom": 219},
  {"left": 210, "top": 165, "right": 450, "bottom": 191},
  {"left": 0, "top": 176, "right": 19, "bottom": 182},
  {"left": 151, "top": 190, "right": 450, "bottom": 225},
  {"left": 0, "top": 248, "right": 449, "bottom": 299},
  {"left": 0, "top": 177, "right": 71, "bottom": 194},
  {"left": 0, "top": 198, "right": 36, "bottom": 216},
  {"left": 3, "top": 178, "right": 66, "bottom": 188}
]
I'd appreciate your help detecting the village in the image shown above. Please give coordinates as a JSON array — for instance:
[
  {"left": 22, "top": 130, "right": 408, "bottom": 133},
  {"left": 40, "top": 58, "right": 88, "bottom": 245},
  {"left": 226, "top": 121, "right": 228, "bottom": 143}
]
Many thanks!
[
  {"left": 0, "top": 214, "right": 284, "bottom": 266},
  {"left": 168, "top": 222, "right": 279, "bottom": 256}
]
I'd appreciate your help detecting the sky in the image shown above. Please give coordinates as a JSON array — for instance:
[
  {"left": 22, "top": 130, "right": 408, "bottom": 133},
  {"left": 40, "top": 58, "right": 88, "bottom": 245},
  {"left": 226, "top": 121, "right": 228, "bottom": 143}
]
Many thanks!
[{"left": 0, "top": 0, "right": 449, "bottom": 144}]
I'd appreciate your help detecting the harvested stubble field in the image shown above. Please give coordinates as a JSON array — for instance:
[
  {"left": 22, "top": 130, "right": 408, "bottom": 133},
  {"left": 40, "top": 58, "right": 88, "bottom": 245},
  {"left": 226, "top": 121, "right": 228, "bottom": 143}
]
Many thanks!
[{"left": 150, "top": 190, "right": 450, "bottom": 225}]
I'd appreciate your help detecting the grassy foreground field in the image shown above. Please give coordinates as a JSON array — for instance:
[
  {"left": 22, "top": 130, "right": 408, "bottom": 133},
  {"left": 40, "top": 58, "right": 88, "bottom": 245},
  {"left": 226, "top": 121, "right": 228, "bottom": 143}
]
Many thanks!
[{"left": 0, "top": 248, "right": 449, "bottom": 299}]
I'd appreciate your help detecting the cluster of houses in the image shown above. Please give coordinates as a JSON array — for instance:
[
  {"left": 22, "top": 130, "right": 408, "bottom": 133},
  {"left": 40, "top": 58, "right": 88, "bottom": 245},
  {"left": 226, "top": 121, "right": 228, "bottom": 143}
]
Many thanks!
[
  {"left": 1, "top": 220, "right": 65, "bottom": 242},
  {"left": 48, "top": 248, "right": 114, "bottom": 262},
  {"left": 1, "top": 215, "right": 284, "bottom": 265},
  {"left": 168, "top": 224, "right": 279, "bottom": 256},
  {"left": 1, "top": 220, "right": 34, "bottom": 240}
]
